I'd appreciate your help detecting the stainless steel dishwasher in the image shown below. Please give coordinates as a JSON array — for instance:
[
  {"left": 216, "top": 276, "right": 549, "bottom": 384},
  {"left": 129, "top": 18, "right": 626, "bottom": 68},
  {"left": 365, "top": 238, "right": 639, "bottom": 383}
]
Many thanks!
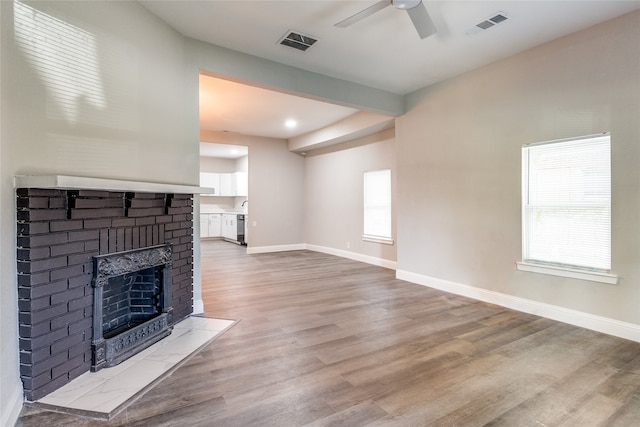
[{"left": 236, "top": 214, "right": 246, "bottom": 245}]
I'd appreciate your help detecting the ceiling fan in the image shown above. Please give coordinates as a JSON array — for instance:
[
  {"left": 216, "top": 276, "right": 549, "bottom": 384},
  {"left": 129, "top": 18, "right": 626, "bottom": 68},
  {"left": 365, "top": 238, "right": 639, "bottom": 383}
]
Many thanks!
[{"left": 335, "top": 0, "right": 437, "bottom": 39}]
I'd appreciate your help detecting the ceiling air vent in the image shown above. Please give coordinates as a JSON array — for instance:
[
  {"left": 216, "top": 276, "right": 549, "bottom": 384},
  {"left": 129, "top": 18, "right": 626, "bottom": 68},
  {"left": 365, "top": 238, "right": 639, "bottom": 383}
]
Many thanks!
[
  {"left": 278, "top": 30, "right": 318, "bottom": 52},
  {"left": 466, "top": 11, "right": 510, "bottom": 36}
]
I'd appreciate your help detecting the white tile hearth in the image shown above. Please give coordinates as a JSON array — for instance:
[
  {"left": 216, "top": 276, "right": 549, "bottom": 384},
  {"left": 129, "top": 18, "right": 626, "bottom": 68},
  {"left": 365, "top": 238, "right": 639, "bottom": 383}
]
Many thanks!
[{"left": 33, "top": 316, "right": 237, "bottom": 420}]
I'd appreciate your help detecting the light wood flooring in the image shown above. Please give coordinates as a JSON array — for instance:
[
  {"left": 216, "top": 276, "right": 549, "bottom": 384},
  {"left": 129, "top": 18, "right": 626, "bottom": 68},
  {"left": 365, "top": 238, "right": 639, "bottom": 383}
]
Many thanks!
[{"left": 17, "top": 240, "right": 640, "bottom": 426}]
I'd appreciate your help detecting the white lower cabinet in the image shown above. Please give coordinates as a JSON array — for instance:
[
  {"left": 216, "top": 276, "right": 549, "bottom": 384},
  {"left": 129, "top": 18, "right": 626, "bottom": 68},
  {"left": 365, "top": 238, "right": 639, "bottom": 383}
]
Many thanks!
[
  {"left": 200, "top": 214, "right": 221, "bottom": 238},
  {"left": 201, "top": 213, "right": 242, "bottom": 242},
  {"left": 221, "top": 214, "right": 237, "bottom": 240},
  {"left": 199, "top": 215, "right": 209, "bottom": 238},
  {"left": 208, "top": 214, "right": 221, "bottom": 237}
]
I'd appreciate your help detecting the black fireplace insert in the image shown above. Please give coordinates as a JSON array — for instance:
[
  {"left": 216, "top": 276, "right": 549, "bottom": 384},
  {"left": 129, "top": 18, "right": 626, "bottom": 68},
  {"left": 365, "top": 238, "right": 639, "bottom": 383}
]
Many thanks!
[{"left": 91, "top": 244, "right": 173, "bottom": 371}]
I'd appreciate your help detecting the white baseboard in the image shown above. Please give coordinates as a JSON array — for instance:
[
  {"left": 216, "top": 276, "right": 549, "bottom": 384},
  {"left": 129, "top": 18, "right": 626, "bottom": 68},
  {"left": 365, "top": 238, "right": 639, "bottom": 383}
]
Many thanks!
[
  {"left": 396, "top": 270, "right": 640, "bottom": 343},
  {"left": 246, "top": 242, "right": 397, "bottom": 270},
  {"left": 305, "top": 244, "right": 397, "bottom": 270},
  {"left": 246, "top": 244, "right": 307, "bottom": 254},
  {"left": 192, "top": 299, "right": 204, "bottom": 315},
  {"left": 2, "top": 381, "right": 23, "bottom": 427}
]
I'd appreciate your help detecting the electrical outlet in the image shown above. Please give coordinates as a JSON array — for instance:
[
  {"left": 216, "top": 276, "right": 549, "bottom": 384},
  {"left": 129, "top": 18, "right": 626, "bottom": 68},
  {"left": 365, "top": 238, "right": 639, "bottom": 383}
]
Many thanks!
[
  {"left": 346, "top": 242, "right": 350, "bottom": 249},
  {"left": 252, "top": 221, "right": 257, "bottom": 227}
]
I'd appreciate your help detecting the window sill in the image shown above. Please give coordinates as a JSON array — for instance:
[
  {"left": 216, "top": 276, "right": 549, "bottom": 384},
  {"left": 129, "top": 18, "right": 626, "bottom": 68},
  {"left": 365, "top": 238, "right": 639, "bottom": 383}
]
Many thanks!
[
  {"left": 362, "top": 235, "right": 394, "bottom": 245},
  {"left": 516, "top": 262, "right": 618, "bottom": 285}
]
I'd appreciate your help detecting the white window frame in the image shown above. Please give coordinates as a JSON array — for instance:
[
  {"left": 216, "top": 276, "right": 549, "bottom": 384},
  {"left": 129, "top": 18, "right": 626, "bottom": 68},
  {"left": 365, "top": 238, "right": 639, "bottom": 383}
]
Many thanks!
[
  {"left": 363, "top": 169, "right": 393, "bottom": 245},
  {"left": 517, "top": 133, "right": 617, "bottom": 284}
]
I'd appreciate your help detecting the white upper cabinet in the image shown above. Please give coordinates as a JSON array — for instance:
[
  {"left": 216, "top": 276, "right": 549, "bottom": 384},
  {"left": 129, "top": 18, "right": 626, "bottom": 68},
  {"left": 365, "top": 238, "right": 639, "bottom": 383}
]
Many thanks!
[
  {"left": 201, "top": 172, "right": 247, "bottom": 197},
  {"left": 200, "top": 172, "right": 220, "bottom": 195},
  {"left": 219, "top": 173, "right": 236, "bottom": 196},
  {"left": 235, "top": 172, "right": 248, "bottom": 197}
]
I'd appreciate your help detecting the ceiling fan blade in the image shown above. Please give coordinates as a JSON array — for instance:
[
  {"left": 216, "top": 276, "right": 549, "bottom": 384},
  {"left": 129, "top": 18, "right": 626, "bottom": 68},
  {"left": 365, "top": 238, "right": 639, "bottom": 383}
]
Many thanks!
[
  {"left": 406, "top": 3, "right": 437, "bottom": 39},
  {"left": 335, "top": 0, "right": 390, "bottom": 28}
]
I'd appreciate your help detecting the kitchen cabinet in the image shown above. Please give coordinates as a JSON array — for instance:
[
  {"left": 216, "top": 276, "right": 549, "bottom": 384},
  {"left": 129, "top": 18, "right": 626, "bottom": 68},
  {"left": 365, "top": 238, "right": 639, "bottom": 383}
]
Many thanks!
[
  {"left": 219, "top": 173, "right": 236, "bottom": 196},
  {"left": 199, "top": 173, "right": 219, "bottom": 195},
  {"left": 200, "top": 214, "right": 221, "bottom": 238},
  {"left": 235, "top": 171, "right": 248, "bottom": 197},
  {"left": 221, "top": 214, "right": 237, "bottom": 240},
  {"left": 208, "top": 214, "right": 221, "bottom": 237},
  {"left": 201, "top": 172, "right": 247, "bottom": 197},
  {"left": 199, "top": 215, "right": 209, "bottom": 238}
]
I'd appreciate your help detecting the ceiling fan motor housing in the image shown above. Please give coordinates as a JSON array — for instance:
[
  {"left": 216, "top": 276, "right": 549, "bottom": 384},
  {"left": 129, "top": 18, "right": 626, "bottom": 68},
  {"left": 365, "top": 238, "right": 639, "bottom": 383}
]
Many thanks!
[{"left": 392, "top": 0, "right": 422, "bottom": 10}]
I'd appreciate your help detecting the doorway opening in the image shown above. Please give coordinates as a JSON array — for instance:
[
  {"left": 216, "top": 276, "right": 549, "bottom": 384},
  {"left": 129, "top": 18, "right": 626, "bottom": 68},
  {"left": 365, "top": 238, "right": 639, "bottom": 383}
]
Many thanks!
[{"left": 199, "top": 142, "right": 249, "bottom": 246}]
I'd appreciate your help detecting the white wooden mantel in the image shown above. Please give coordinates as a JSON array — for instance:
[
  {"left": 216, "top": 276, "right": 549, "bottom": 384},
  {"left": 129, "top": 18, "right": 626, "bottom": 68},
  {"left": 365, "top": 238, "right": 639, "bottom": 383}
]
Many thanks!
[{"left": 14, "top": 175, "right": 215, "bottom": 195}]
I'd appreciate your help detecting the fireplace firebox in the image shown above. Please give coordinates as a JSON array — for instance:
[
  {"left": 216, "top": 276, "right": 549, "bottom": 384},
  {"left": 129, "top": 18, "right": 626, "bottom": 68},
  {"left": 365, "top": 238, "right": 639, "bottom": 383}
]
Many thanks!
[{"left": 91, "top": 244, "right": 173, "bottom": 371}]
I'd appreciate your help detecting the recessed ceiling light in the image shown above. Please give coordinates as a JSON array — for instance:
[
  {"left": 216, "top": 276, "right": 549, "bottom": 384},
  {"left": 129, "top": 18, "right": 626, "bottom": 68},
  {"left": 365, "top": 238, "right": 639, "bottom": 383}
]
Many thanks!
[
  {"left": 285, "top": 119, "right": 297, "bottom": 128},
  {"left": 230, "top": 149, "right": 238, "bottom": 154}
]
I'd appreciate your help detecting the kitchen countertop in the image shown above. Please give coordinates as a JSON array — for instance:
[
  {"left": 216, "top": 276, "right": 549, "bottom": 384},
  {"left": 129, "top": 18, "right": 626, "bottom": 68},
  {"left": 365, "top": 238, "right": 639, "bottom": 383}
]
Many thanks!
[{"left": 200, "top": 211, "right": 247, "bottom": 215}]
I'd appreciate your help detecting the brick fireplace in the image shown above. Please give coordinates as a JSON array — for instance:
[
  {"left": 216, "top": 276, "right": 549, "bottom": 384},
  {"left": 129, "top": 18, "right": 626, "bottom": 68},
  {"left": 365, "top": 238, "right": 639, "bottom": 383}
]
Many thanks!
[{"left": 16, "top": 187, "right": 194, "bottom": 401}]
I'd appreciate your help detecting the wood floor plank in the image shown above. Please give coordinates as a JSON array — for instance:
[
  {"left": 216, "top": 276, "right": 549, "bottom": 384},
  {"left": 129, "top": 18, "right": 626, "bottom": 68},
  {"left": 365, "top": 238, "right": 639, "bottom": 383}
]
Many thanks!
[
  {"left": 425, "top": 373, "right": 552, "bottom": 427},
  {"left": 604, "top": 394, "right": 640, "bottom": 427},
  {"left": 304, "top": 400, "right": 389, "bottom": 426},
  {"left": 486, "top": 360, "right": 622, "bottom": 426},
  {"left": 16, "top": 240, "right": 640, "bottom": 426}
]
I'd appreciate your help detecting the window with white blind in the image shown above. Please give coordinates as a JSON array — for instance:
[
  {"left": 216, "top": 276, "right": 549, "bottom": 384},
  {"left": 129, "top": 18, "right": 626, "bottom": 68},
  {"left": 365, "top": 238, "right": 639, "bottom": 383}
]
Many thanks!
[
  {"left": 518, "top": 133, "right": 617, "bottom": 284},
  {"left": 363, "top": 169, "right": 393, "bottom": 243}
]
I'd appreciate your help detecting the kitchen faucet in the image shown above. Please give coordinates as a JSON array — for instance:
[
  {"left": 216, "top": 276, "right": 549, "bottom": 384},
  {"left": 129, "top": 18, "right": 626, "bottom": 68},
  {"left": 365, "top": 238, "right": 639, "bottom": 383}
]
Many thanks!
[{"left": 242, "top": 200, "right": 248, "bottom": 207}]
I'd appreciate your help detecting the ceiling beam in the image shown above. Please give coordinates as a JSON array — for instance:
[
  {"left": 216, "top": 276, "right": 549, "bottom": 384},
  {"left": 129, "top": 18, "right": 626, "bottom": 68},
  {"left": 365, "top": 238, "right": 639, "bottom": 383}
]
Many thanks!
[
  {"left": 185, "top": 38, "right": 404, "bottom": 117},
  {"left": 288, "top": 111, "right": 394, "bottom": 153}
]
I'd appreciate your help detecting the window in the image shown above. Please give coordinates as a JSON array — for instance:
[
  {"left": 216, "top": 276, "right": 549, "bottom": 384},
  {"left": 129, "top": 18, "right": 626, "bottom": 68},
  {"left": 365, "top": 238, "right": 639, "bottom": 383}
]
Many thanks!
[
  {"left": 363, "top": 169, "right": 392, "bottom": 243},
  {"left": 519, "top": 133, "right": 616, "bottom": 284}
]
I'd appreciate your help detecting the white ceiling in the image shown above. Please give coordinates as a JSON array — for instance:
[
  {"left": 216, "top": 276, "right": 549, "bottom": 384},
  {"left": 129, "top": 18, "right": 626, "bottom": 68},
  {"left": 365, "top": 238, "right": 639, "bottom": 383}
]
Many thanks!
[
  {"left": 140, "top": 0, "right": 640, "bottom": 141},
  {"left": 199, "top": 142, "right": 249, "bottom": 159},
  {"left": 199, "top": 74, "right": 359, "bottom": 139}
]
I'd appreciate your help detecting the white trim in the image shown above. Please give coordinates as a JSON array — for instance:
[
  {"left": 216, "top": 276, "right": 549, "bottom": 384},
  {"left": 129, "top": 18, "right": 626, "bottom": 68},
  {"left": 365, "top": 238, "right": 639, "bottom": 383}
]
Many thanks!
[
  {"left": 192, "top": 200, "right": 204, "bottom": 316},
  {"left": 192, "top": 298, "right": 204, "bottom": 315},
  {"left": 516, "top": 262, "right": 618, "bottom": 285},
  {"left": 306, "top": 244, "right": 397, "bottom": 270},
  {"left": 523, "top": 132, "right": 610, "bottom": 148},
  {"left": 362, "top": 235, "right": 395, "bottom": 245},
  {"left": 13, "top": 175, "right": 212, "bottom": 194},
  {"left": 246, "top": 244, "right": 306, "bottom": 254},
  {"left": 246, "top": 243, "right": 397, "bottom": 270},
  {"left": 396, "top": 270, "right": 640, "bottom": 343},
  {"left": 2, "top": 381, "right": 23, "bottom": 427}
]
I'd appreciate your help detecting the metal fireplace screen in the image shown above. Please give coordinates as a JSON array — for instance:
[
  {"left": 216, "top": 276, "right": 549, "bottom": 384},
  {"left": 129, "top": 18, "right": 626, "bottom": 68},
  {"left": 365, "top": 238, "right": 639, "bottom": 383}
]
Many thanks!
[{"left": 91, "top": 244, "right": 173, "bottom": 371}]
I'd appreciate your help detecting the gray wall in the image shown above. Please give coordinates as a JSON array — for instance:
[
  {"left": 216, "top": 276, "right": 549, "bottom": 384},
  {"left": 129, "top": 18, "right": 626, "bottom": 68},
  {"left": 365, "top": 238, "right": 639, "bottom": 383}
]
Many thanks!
[
  {"left": 200, "top": 156, "right": 238, "bottom": 173},
  {"left": 0, "top": 1, "right": 195, "bottom": 423},
  {"left": 397, "top": 11, "right": 640, "bottom": 325},
  {"left": 0, "top": 1, "right": 10, "bottom": 424},
  {"left": 305, "top": 129, "right": 397, "bottom": 264}
]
